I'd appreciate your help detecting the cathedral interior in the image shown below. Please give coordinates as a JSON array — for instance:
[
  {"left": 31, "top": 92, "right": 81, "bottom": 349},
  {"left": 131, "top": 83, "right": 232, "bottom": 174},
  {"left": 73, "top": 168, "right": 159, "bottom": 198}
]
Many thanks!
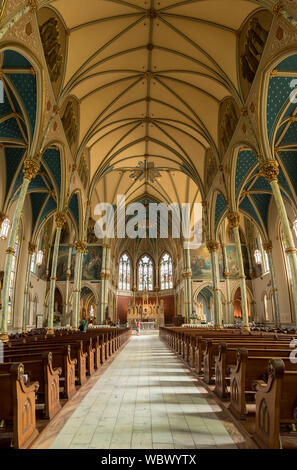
[{"left": 0, "top": 0, "right": 297, "bottom": 452}]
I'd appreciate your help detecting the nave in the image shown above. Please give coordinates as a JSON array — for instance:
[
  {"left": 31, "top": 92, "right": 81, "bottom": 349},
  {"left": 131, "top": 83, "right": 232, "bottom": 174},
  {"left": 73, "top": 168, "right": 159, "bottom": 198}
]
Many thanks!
[{"left": 35, "top": 334, "right": 245, "bottom": 450}]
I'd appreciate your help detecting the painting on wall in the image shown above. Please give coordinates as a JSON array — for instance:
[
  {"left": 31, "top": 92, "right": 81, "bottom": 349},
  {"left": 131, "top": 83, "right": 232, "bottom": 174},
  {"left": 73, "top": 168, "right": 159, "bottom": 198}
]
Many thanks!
[
  {"left": 56, "top": 245, "right": 75, "bottom": 281},
  {"left": 82, "top": 245, "right": 103, "bottom": 281},
  {"left": 191, "top": 245, "right": 212, "bottom": 280},
  {"left": 36, "top": 258, "right": 47, "bottom": 281},
  {"left": 225, "top": 245, "right": 240, "bottom": 278},
  {"left": 191, "top": 244, "right": 249, "bottom": 281}
]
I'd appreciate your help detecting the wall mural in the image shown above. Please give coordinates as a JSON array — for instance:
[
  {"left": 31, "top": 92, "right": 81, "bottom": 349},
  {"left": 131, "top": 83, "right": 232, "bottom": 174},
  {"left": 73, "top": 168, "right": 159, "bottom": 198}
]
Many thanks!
[
  {"left": 191, "top": 244, "right": 250, "bottom": 280},
  {"left": 204, "top": 148, "right": 218, "bottom": 193},
  {"left": 191, "top": 245, "right": 213, "bottom": 280},
  {"left": 37, "top": 8, "right": 67, "bottom": 98},
  {"left": 61, "top": 98, "right": 80, "bottom": 154},
  {"left": 218, "top": 98, "right": 240, "bottom": 158},
  {"left": 82, "top": 245, "right": 103, "bottom": 281},
  {"left": 56, "top": 245, "right": 75, "bottom": 282},
  {"left": 54, "top": 244, "right": 103, "bottom": 281},
  {"left": 238, "top": 10, "right": 272, "bottom": 100}
]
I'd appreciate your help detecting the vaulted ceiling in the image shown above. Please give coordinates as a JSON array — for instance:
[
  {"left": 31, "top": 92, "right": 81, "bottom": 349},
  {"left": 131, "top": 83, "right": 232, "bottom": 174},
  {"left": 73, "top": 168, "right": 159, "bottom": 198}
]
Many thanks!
[{"left": 50, "top": 0, "right": 261, "bottom": 206}]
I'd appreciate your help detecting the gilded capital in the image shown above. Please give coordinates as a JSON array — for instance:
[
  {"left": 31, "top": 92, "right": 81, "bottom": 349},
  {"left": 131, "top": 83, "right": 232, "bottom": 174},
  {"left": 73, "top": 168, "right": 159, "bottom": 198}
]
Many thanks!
[
  {"left": 206, "top": 240, "right": 219, "bottom": 252},
  {"left": 263, "top": 240, "right": 273, "bottom": 253},
  {"left": 227, "top": 211, "right": 240, "bottom": 229},
  {"left": 260, "top": 160, "right": 279, "bottom": 183},
  {"left": 23, "top": 158, "right": 40, "bottom": 181},
  {"left": 28, "top": 242, "right": 36, "bottom": 255},
  {"left": 272, "top": 1, "right": 283, "bottom": 16},
  {"left": 75, "top": 241, "right": 87, "bottom": 253},
  {"left": 55, "top": 212, "right": 67, "bottom": 228}
]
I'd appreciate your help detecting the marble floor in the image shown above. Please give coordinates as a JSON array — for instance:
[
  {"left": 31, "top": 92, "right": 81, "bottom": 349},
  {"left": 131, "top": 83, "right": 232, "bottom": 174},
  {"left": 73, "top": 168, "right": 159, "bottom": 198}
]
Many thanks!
[{"left": 49, "top": 334, "right": 244, "bottom": 449}]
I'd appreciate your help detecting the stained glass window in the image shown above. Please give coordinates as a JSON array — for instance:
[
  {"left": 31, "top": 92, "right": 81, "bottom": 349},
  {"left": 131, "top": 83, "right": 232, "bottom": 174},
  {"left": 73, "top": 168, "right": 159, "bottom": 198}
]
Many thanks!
[
  {"left": 160, "top": 252, "right": 173, "bottom": 290},
  {"left": 138, "top": 255, "right": 153, "bottom": 291},
  {"left": 118, "top": 252, "right": 131, "bottom": 290},
  {"left": 30, "top": 252, "right": 36, "bottom": 273}
]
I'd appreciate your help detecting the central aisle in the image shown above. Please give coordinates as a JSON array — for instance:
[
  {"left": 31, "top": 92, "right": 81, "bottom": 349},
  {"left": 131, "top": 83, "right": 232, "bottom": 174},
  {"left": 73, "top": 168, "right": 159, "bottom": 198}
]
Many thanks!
[{"left": 50, "top": 334, "right": 239, "bottom": 449}]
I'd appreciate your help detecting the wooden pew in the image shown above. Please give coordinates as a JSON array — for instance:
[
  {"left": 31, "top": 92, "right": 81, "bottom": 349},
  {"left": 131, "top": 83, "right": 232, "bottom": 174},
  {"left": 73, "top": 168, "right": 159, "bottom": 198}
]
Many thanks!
[
  {"left": 4, "top": 345, "right": 77, "bottom": 400},
  {"left": 0, "top": 363, "right": 39, "bottom": 449},
  {"left": 228, "top": 350, "right": 295, "bottom": 419},
  {"left": 203, "top": 339, "right": 293, "bottom": 385},
  {"left": 214, "top": 342, "right": 293, "bottom": 399},
  {"left": 20, "top": 352, "right": 61, "bottom": 420},
  {"left": 253, "top": 359, "right": 297, "bottom": 449}
]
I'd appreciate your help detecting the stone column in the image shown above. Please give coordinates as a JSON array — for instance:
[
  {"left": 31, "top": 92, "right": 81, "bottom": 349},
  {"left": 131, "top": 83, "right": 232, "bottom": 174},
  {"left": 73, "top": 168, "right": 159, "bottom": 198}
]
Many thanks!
[
  {"left": 221, "top": 243, "right": 232, "bottom": 324},
  {"left": 63, "top": 244, "right": 73, "bottom": 327},
  {"left": 207, "top": 240, "right": 223, "bottom": 328},
  {"left": 22, "top": 242, "right": 36, "bottom": 332},
  {"left": 99, "top": 245, "right": 107, "bottom": 324},
  {"left": 101, "top": 243, "right": 111, "bottom": 323},
  {"left": 47, "top": 212, "right": 67, "bottom": 335},
  {"left": 227, "top": 212, "right": 250, "bottom": 330},
  {"left": 72, "top": 241, "right": 87, "bottom": 330},
  {"left": 263, "top": 240, "right": 281, "bottom": 328},
  {"left": 182, "top": 246, "right": 192, "bottom": 322},
  {"left": 0, "top": 158, "right": 40, "bottom": 341},
  {"left": 260, "top": 160, "right": 297, "bottom": 330}
]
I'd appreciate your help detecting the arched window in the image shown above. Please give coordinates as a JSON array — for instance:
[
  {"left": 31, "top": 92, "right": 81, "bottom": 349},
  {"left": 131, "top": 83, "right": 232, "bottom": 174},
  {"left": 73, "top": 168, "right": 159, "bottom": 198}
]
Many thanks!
[
  {"left": 160, "top": 252, "right": 173, "bottom": 290},
  {"left": 118, "top": 253, "right": 131, "bottom": 290},
  {"left": 138, "top": 254, "right": 153, "bottom": 291}
]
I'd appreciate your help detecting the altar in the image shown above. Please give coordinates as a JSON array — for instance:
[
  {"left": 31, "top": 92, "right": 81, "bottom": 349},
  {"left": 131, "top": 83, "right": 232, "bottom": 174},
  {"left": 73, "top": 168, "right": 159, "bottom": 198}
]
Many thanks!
[{"left": 127, "top": 291, "right": 165, "bottom": 328}]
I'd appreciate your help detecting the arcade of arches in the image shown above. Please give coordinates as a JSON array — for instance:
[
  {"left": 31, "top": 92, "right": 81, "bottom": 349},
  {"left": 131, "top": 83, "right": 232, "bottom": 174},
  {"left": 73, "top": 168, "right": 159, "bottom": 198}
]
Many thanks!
[{"left": 1, "top": 0, "right": 297, "bottom": 337}]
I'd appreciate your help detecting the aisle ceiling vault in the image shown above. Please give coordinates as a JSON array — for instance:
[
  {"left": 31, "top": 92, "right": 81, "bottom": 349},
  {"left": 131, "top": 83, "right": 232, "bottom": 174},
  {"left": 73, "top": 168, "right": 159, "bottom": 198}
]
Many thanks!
[{"left": 50, "top": 0, "right": 260, "bottom": 206}]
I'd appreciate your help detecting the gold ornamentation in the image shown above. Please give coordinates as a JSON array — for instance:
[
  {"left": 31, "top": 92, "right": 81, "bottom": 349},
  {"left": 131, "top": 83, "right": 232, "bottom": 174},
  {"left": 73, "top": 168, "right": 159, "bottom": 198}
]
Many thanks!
[
  {"left": 27, "top": 0, "right": 37, "bottom": 13},
  {"left": 147, "top": 8, "right": 157, "bottom": 18},
  {"left": 23, "top": 158, "right": 40, "bottom": 181},
  {"left": 227, "top": 212, "right": 240, "bottom": 229},
  {"left": 50, "top": 276, "right": 57, "bottom": 281},
  {"left": 272, "top": 1, "right": 283, "bottom": 16},
  {"left": 6, "top": 247, "right": 15, "bottom": 255},
  {"left": 263, "top": 240, "right": 273, "bottom": 253},
  {"left": 206, "top": 240, "right": 219, "bottom": 252},
  {"left": 0, "top": 333, "right": 9, "bottom": 342},
  {"left": 28, "top": 242, "right": 36, "bottom": 255},
  {"left": 285, "top": 247, "right": 297, "bottom": 254},
  {"left": 55, "top": 212, "right": 67, "bottom": 228},
  {"left": 260, "top": 160, "right": 279, "bottom": 183},
  {"left": 101, "top": 272, "right": 110, "bottom": 280},
  {"left": 75, "top": 241, "right": 87, "bottom": 253}
]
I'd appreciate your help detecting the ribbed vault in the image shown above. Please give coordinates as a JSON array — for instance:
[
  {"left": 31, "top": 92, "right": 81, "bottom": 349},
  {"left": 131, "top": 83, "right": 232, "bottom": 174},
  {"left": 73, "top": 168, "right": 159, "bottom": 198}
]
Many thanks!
[{"left": 49, "top": 0, "right": 263, "bottom": 205}]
